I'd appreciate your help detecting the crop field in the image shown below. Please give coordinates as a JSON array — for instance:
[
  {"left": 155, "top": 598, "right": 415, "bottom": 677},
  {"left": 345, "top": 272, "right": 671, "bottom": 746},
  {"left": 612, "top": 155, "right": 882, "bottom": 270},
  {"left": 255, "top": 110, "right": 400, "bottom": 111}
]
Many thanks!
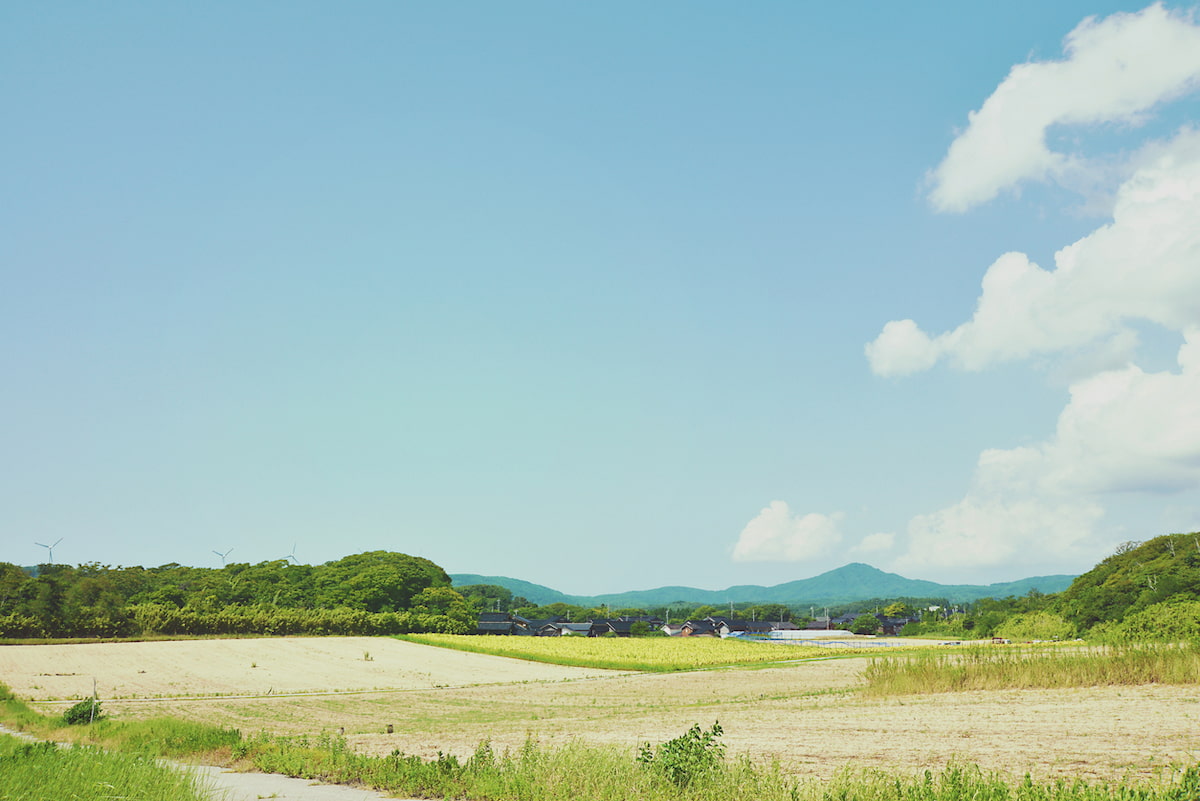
[
  {"left": 3, "top": 636, "right": 1199, "bottom": 785},
  {"left": 398, "top": 632, "right": 887, "bottom": 671}
]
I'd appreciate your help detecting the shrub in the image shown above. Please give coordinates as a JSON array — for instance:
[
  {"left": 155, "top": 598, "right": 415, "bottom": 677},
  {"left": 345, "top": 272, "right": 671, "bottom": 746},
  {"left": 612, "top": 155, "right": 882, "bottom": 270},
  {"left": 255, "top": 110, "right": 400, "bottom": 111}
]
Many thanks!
[
  {"left": 994, "top": 611, "right": 1074, "bottom": 642},
  {"left": 636, "top": 722, "right": 725, "bottom": 787},
  {"left": 61, "top": 698, "right": 104, "bottom": 725}
]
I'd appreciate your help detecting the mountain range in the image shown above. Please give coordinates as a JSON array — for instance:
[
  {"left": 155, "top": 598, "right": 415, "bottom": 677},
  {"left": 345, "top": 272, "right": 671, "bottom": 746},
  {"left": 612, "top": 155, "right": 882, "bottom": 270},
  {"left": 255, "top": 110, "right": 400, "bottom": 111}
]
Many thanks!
[{"left": 450, "top": 562, "right": 1076, "bottom": 609}]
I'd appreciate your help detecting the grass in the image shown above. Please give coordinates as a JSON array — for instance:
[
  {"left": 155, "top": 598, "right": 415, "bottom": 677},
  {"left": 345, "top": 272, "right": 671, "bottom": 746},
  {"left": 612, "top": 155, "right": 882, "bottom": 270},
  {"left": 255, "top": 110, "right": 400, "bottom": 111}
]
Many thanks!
[
  {"left": 862, "top": 642, "right": 1200, "bottom": 696},
  {"left": 241, "top": 730, "right": 1200, "bottom": 801},
  {"left": 398, "top": 632, "right": 848, "bottom": 671},
  {"left": 0, "top": 682, "right": 241, "bottom": 761},
  {"left": 0, "top": 734, "right": 213, "bottom": 801}
]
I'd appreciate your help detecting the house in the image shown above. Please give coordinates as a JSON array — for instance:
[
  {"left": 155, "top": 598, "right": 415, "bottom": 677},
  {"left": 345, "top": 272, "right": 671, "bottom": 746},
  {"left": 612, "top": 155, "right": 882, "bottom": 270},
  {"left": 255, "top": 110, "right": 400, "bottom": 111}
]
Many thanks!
[
  {"left": 874, "top": 615, "right": 919, "bottom": 636},
  {"left": 680, "top": 620, "right": 719, "bottom": 637},
  {"left": 591, "top": 619, "right": 632, "bottom": 637},
  {"left": 474, "top": 612, "right": 533, "bottom": 636},
  {"left": 559, "top": 623, "right": 593, "bottom": 636},
  {"left": 715, "top": 619, "right": 776, "bottom": 637},
  {"left": 660, "top": 623, "right": 684, "bottom": 636}
]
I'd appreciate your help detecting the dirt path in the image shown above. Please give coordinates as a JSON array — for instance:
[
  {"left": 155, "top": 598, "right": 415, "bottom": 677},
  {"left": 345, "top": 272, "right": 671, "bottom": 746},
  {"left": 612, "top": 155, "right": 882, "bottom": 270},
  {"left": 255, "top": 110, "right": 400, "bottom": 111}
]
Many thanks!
[{"left": 193, "top": 765, "right": 404, "bottom": 801}]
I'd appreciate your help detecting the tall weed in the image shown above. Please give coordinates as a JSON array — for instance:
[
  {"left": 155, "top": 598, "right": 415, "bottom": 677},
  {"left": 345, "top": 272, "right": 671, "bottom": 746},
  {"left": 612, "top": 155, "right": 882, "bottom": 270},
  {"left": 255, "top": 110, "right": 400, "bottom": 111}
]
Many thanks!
[
  {"left": 0, "top": 734, "right": 211, "bottom": 801},
  {"left": 862, "top": 642, "right": 1200, "bottom": 696}
]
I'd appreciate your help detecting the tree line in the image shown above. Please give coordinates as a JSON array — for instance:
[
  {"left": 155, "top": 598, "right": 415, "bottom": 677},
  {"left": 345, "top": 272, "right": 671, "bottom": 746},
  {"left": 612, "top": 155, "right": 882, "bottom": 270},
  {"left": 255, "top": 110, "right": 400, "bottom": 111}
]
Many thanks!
[{"left": 0, "top": 551, "right": 476, "bottom": 639}]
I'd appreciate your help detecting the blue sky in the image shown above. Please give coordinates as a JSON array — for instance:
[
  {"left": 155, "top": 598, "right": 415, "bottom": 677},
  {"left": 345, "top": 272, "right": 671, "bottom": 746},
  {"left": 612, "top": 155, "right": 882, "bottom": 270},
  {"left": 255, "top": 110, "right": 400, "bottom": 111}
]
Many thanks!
[{"left": 4, "top": 3, "right": 1200, "bottom": 594}]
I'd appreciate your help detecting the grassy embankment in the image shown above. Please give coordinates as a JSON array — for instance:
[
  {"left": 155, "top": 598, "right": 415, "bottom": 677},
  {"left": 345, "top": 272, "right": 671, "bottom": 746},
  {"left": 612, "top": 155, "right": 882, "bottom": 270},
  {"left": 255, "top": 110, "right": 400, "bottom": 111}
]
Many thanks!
[{"left": 3, "top": 642, "right": 1200, "bottom": 800}]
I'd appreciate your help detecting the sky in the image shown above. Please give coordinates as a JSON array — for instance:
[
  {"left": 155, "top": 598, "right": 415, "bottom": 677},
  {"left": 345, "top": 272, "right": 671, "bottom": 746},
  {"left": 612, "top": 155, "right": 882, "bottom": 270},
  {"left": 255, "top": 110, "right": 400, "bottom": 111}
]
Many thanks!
[{"left": 4, "top": 3, "right": 1200, "bottom": 595}]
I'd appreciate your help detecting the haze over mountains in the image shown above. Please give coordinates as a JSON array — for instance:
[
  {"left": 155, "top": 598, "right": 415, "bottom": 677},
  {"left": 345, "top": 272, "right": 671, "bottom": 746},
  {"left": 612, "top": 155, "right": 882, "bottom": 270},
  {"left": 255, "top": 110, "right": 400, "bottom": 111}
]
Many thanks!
[{"left": 450, "top": 562, "right": 1076, "bottom": 609}]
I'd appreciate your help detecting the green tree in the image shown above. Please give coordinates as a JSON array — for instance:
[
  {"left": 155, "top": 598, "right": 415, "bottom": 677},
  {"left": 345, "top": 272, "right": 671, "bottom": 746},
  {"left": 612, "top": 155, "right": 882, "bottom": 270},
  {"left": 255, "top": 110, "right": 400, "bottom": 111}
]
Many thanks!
[
  {"left": 314, "top": 552, "right": 450, "bottom": 612},
  {"left": 746, "top": 604, "right": 792, "bottom": 623},
  {"left": 458, "top": 584, "right": 513, "bottom": 613},
  {"left": 850, "top": 614, "right": 881, "bottom": 635}
]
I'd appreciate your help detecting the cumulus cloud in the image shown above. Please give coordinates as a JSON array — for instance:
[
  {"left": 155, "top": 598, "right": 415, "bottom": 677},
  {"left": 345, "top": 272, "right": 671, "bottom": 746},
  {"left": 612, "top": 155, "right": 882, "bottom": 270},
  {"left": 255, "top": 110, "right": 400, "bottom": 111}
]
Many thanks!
[
  {"left": 864, "top": 320, "right": 939, "bottom": 377},
  {"left": 851, "top": 531, "right": 896, "bottom": 554},
  {"left": 732, "top": 501, "right": 843, "bottom": 562},
  {"left": 869, "top": 127, "right": 1200, "bottom": 377},
  {"left": 870, "top": 5, "right": 1200, "bottom": 580},
  {"left": 891, "top": 332, "right": 1200, "bottom": 579},
  {"left": 928, "top": 3, "right": 1200, "bottom": 213}
]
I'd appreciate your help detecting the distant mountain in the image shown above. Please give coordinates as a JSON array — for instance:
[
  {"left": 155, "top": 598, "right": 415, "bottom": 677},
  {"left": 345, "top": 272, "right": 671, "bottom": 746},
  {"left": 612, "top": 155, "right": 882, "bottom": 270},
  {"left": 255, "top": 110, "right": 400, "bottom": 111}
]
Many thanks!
[
  {"left": 450, "top": 574, "right": 576, "bottom": 606},
  {"left": 450, "top": 563, "right": 1076, "bottom": 609}
]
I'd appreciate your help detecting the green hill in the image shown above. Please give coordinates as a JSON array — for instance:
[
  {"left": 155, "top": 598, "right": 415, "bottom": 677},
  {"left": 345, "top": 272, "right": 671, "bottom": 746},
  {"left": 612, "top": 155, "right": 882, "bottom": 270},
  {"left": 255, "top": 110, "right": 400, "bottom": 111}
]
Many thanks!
[
  {"left": 451, "top": 563, "right": 1076, "bottom": 609},
  {"left": 1055, "top": 533, "right": 1200, "bottom": 630}
]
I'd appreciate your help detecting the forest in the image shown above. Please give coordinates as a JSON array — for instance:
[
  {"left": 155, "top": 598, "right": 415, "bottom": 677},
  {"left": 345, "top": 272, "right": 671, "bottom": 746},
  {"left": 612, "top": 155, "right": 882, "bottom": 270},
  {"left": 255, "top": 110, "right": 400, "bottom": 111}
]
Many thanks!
[{"left": 0, "top": 551, "right": 475, "bottom": 638}]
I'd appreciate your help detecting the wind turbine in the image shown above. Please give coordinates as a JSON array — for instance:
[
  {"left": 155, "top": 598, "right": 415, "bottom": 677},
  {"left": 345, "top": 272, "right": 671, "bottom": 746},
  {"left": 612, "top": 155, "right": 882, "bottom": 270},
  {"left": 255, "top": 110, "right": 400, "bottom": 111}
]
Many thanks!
[
  {"left": 213, "top": 547, "right": 234, "bottom": 566},
  {"left": 282, "top": 543, "right": 298, "bottom": 564},
  {"left": 35, "top": 538, "right": 63, "bottom": 564}
]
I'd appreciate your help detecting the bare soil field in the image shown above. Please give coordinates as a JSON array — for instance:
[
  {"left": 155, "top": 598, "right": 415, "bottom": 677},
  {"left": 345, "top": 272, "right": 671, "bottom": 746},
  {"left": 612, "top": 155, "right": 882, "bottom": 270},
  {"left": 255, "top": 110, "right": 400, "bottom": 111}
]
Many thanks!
[
  {"left": 5, "top": 637, "right": 1198, "bottom": 783},
  {"left": 0, "top": 637, "right": 616, "bottom": 700}
]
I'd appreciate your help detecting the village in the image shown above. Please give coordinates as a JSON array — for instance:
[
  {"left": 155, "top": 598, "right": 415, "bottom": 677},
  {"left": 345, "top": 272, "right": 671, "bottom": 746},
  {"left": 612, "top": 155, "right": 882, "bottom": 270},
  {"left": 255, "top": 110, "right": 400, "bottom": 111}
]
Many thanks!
[{"left": 474, "top": 611, "right": 921, "bottom": 638}]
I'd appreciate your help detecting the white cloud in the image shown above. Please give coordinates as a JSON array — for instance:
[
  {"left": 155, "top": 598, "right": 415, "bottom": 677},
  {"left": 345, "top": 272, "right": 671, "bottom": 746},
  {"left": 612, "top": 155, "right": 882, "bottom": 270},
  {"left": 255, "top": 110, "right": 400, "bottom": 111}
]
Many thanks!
[
  {"left": 731, "top": 501, "right": 843, "bottom": 562},
  {"left": 870, "top": 127, "right": 1200, "bottom": 377},
  {"left": 870, "top": 6, "right": 1200, "bottom": 581},
  {"left": 891, "top": 333, "right": 1200, "bottom": 579},
  {"left": 864, "top": 320, "right": 939, "bottom": 377},
  {"left": 851, "top": 531, "right": 895, "bottom": 554},
  {"left": 928, "top": 3, "right": 1200, "bottom": 213}
]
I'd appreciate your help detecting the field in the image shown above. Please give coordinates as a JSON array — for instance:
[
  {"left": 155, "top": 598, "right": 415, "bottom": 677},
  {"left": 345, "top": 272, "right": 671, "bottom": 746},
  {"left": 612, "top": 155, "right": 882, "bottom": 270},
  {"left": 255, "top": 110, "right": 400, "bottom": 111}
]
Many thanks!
[{"left": 2, "top": 635, "right": 1199, "bottom": 784}]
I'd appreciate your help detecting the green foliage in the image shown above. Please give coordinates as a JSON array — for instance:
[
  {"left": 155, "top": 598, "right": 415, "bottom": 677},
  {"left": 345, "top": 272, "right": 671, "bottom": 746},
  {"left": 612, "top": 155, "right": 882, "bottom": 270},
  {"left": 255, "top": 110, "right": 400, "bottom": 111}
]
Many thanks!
[
  {"left": 1055, "top": 534, "right": 1200, "bottom": 631},
  {"left": 245, "top": 728, "right": 1200, "bottom": 801},
  {"left": 0, "top": 551, "right": 464, "bottom": 639},
  {"left": 1089, "top": 599, "right": 1200, "bottom": 643},
  {"left": 637, "top": 722, "right": 726, "bottom": 787},
  {"left": 850, "top": 614, "right": 881, "bottom": 635},
  {"left": 993, "top": 611, "right": 1074, "bottom": 641},
  {"left": 0, "top": 735, "right": 211, "bottom": 801},
  {"left": 61, "top": 698, "right": 104, "bottom": 725},
  {"left": 458, "top": 583, "right": 514, "bottom": 612},
  {"left": 745, "top": 604, "right": 793, "bottom": 623}
]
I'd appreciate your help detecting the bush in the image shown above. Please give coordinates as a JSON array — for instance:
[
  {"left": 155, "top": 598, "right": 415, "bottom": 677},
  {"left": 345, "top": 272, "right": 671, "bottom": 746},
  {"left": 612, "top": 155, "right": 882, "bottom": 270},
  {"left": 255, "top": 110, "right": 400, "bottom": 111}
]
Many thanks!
[
  {"left": 994, "top": 611, "right": 1074, "bottom": 642},
  {"left": 636, "top": 722, "right": 725, "bottom": 787},
  {"left": 61, "top": 698, "right": 104, "bottom": 725}
]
